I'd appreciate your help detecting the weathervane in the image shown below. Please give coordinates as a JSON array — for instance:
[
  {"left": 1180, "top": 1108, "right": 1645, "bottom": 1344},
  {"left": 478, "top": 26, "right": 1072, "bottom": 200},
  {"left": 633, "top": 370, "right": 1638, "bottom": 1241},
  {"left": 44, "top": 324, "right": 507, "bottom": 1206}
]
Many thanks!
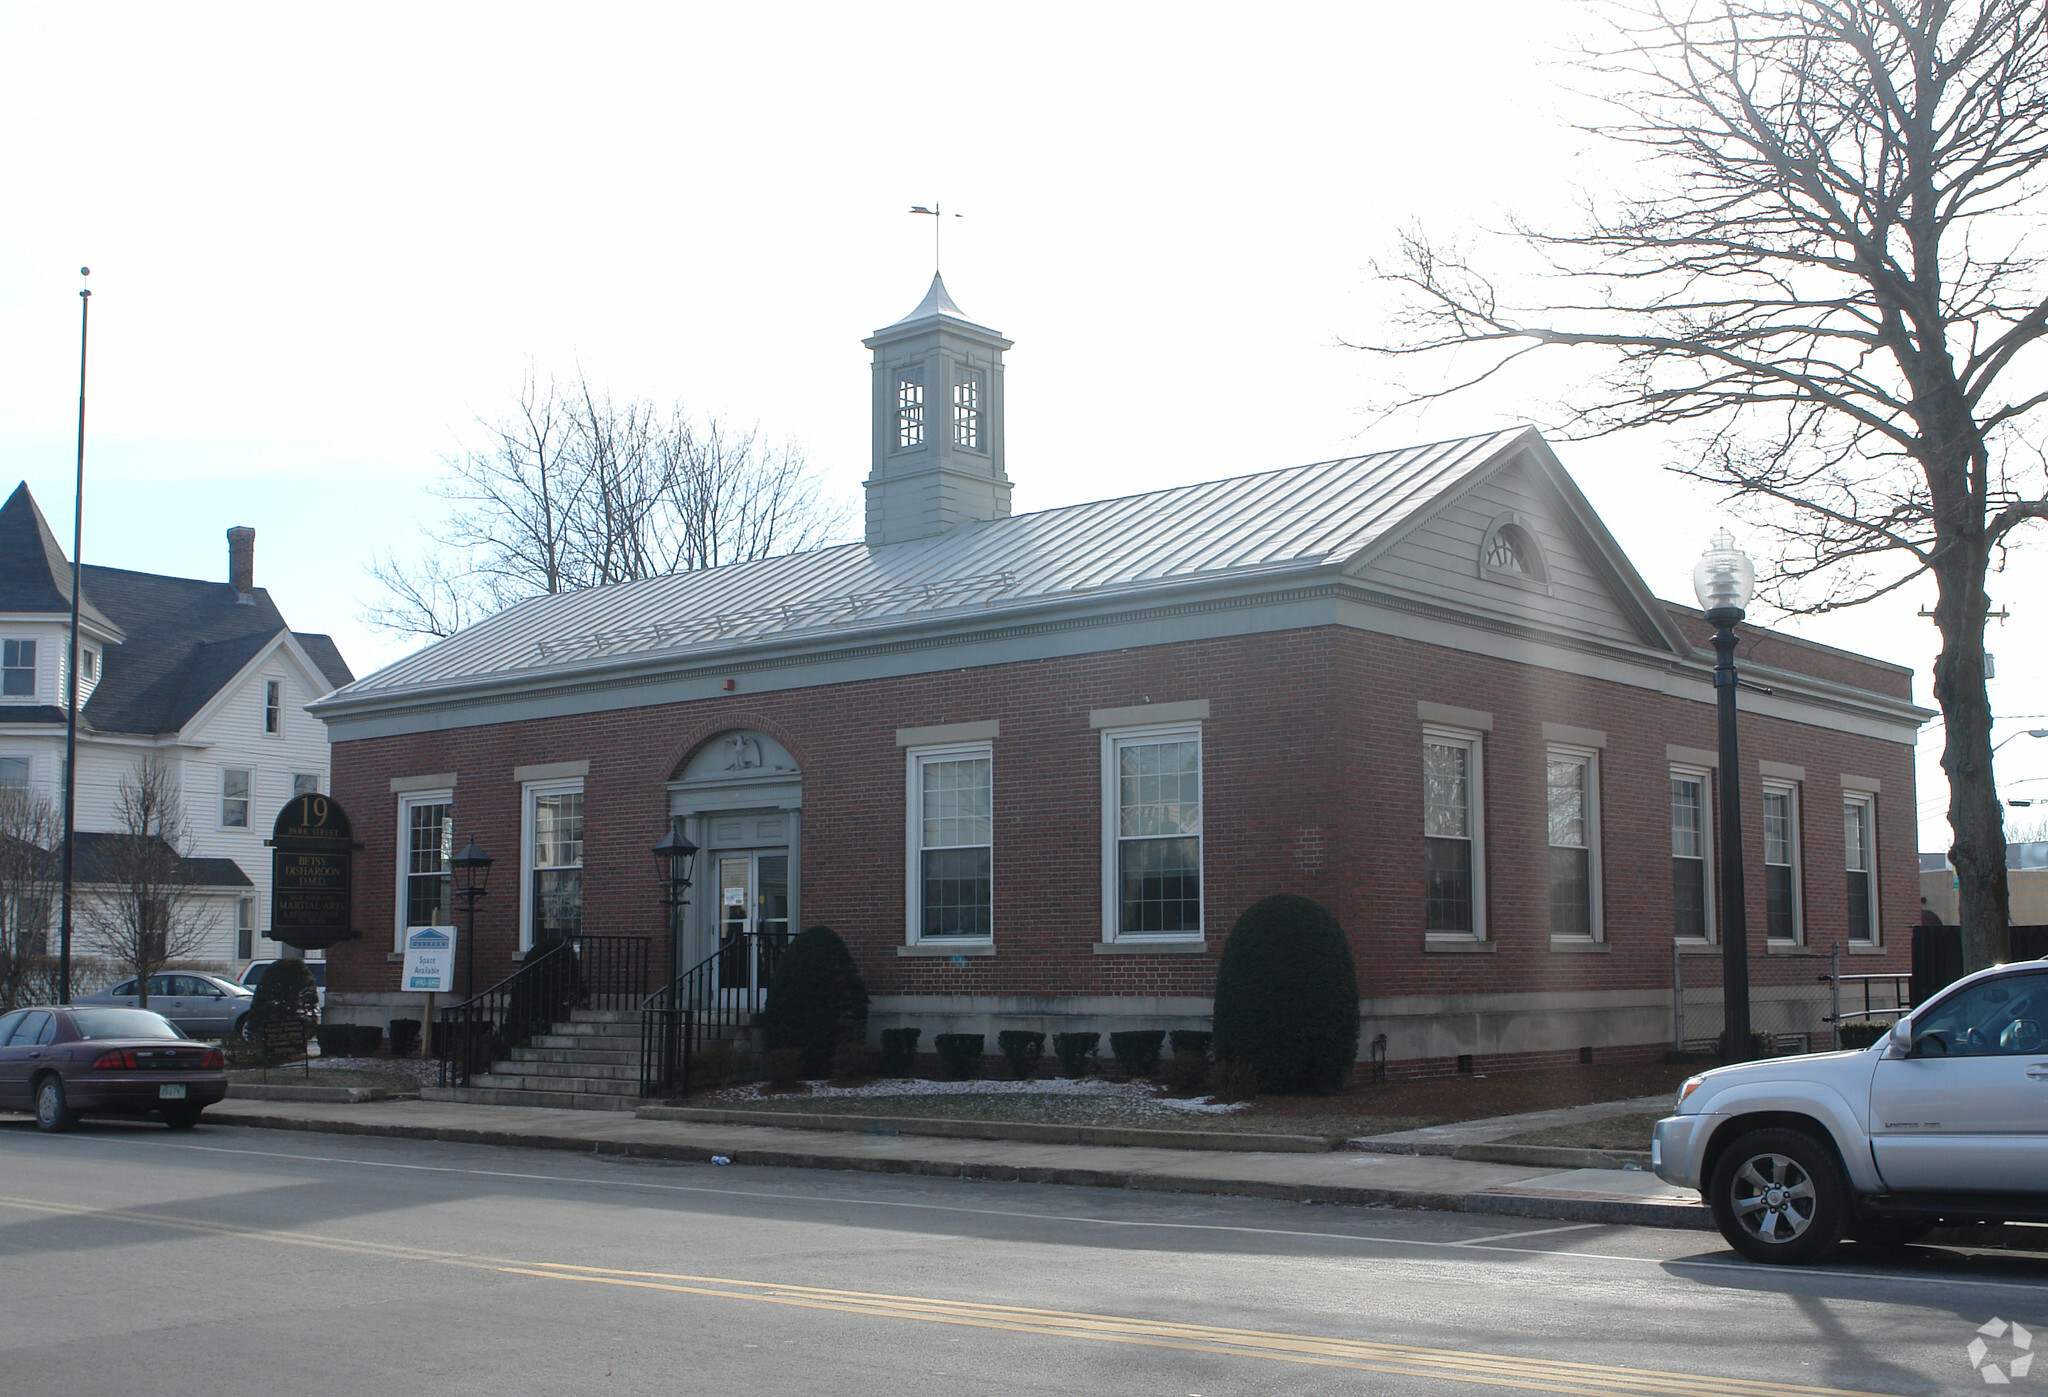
[{"left": 909, "top": 204, "right": 962, "bottom": 274}]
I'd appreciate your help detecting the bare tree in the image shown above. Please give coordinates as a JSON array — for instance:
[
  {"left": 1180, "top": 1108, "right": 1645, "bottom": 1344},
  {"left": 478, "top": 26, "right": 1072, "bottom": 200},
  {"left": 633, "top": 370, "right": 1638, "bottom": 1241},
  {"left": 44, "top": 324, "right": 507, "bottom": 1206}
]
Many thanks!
[
  {"left": 368, "top": 370, "right": 848, "bottom": 638},
  {"left": 1362, "top": 0, "right": 2048, "bottom": 969},
  {"left": 0, "top": 786, "right": 60, "bottom": 1012},
  {"left": 80, "top": 757, "right": 217, "bottom": 1005}
]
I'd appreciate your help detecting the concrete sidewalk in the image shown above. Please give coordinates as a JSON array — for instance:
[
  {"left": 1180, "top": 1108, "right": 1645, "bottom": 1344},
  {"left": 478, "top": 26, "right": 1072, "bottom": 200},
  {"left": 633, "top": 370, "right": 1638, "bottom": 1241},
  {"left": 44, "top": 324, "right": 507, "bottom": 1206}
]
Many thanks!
[{"left": 204, "top": 1097, "right": 1710, "bottom": 1230}]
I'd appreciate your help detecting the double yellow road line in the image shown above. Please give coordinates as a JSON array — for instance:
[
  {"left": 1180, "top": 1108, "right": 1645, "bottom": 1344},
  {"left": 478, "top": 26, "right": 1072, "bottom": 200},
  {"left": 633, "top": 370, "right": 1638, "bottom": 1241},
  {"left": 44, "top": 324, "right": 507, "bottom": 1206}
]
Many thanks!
[{"left": 0, "top": 1193, "right": 1900, "bottom": 1397}]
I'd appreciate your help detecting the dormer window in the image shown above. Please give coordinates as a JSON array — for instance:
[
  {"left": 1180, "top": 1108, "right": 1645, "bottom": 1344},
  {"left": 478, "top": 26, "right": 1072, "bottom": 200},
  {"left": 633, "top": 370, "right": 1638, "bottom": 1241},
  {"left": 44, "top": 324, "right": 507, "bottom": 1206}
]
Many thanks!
[
  {"left": 952, "top": 371, "right": 983, "bottom": 451},
  {"left": 1478, "top": 515, "right": 1550, "bottom": 591},
  {"left": 895, "top": 372, "right": 925, "bottom": 449},
  {"left": 1, "top": 640, "right": 35, "bottom": 698}
]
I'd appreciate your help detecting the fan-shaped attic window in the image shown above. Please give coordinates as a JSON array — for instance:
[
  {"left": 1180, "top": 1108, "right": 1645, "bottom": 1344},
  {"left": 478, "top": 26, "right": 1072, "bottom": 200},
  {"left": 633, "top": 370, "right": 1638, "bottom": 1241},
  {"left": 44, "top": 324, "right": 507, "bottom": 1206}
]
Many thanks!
[{"left": 1478, "top": 515, "right": 1550, "bottom": 592}]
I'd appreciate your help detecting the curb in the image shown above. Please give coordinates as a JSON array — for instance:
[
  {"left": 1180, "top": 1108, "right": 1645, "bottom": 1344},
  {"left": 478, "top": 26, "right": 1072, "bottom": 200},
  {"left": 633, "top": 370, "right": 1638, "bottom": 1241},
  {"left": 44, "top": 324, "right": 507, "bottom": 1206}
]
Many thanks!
[
  {"left": 636, "top": 1106, "right": 1338, "bottom": 1153},
  {"left": 208, "top": 1111, "right": 1710, "bottom": 1231},
  {"left": 1351, "top": 1138, "right": 1654, "bottom": 1171}
]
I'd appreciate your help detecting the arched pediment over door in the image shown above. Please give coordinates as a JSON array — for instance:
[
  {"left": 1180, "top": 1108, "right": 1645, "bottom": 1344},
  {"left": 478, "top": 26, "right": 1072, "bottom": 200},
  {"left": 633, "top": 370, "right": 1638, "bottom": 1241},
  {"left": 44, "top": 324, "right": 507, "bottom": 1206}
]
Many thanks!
[{"left": 668, "top": 731, "right": 803, "bottom": 980}]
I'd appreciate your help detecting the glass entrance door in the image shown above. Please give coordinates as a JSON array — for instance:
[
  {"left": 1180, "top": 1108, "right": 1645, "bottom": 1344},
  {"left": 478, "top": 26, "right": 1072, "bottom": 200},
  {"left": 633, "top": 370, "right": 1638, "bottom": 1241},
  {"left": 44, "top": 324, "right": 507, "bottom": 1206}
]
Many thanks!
[{"left": 713, "top": 852, "right": 790, "bottom": 1004}]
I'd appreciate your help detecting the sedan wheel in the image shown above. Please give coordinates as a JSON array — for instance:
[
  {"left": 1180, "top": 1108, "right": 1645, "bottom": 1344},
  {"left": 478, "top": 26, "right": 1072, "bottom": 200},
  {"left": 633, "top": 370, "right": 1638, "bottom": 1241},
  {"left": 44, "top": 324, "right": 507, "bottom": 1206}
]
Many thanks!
[
  {"left": 162, "top": 1105, "right": 203, "bottom": 1131},
  {"left": 1709, "top": 1127, "right": 1847, "bottom": 1265},
  {"left": 33, "top": 1076, "right": 73, "bottom": 1134}
]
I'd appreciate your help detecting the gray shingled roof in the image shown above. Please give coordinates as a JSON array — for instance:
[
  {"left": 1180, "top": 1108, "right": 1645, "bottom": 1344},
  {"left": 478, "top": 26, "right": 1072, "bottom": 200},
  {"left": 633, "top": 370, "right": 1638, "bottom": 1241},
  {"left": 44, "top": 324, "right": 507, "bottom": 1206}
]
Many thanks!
[
  {"left": 69, "top": 832, "right": 253, "bottom": 888},
  {"left": 337, "top": 427, "right": 1535, "bottom": 698},
  {"left": 0, "top": 484, "right": 355, "bottom": 735}
]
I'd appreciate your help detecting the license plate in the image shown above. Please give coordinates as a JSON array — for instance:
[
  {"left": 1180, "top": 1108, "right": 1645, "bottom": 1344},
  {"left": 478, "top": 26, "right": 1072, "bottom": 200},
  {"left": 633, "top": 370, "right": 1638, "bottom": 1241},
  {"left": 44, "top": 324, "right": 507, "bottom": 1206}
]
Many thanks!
[{"left": 158, "top": 1083, "right": 187, "bottom": 1100}]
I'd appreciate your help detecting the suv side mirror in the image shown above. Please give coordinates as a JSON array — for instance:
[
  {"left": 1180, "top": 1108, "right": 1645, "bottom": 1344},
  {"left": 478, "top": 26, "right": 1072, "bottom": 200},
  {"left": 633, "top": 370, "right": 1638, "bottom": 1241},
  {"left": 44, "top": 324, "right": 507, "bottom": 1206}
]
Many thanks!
[{"left": 1886, "top": 1018, "right": 1913, "bottom": 1057}]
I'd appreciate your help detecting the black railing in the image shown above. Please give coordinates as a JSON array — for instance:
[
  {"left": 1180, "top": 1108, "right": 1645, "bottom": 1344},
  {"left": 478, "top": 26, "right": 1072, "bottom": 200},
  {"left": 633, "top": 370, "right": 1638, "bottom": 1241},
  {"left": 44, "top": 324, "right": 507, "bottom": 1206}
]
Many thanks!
[
  {"left": 638, "top": 929, "right": 787, "bottom": 1099},
  {"left": 439, "top": 934, "right": 652, "bottom": 1089}
]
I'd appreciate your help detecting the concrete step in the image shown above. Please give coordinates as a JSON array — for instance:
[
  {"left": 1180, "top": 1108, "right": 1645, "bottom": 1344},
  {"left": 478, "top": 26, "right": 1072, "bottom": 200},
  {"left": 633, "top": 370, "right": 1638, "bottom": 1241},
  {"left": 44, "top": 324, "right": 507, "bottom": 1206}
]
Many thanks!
[
  {"left": 565, "top": 1009, "right": 644, "bottom": 1025},
  {"left": 482, "top": 1059, "right": 642, "bottom": 1084},
  {"left": 420, "top": 1085, "right": 639, "bottom": 1112},
  {"left": 472, "top": 1072, "right": 642, "bottom": 1096},
  {"left": 529, "top": 1028, "right": 639, "bottom": 1049},
  {"left": 503, "top": 1045, "right": 639, "bottom": 1067}
]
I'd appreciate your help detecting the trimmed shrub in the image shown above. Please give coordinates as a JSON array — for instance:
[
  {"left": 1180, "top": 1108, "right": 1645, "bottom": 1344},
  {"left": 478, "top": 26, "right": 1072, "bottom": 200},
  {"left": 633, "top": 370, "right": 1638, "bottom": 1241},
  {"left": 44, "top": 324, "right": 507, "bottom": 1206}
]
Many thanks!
[
  {"left": 764, "top": 1046, "right": 805, "bottom": 1087},
  {"left": 388, "top": 1018, "right": 421, "bottom": 1057},
  {"left": 1109, "top": 1030, "right": 1166, "bottom": 1080},
  {"left": 1211, "top": 893, "right": 1360, "bottom": 1095},
  {"left": 1836, "top": 1021, "right": 1890, "bottom": 1050},
  {"left": 761, "top": 926, "right": 870, "bottom": 1077},
  {"left": 1208, "top": 1057, "right": 1260, "bottom": 1103},
  {"left": 879, "top": 1028, "right": 922, "bottom": 1076},
  {"left": 351, "top": 1024, "right": 384, "bottom": 1055},
  {"left": 248, "top": 959, "right": 320, "bottom": 1057},
  {"left": 1161, "top": 1052, "right": 1210, "bottom": 1094},
  {"left": 692, "top": 1043, "right": 753, "bottom": 1092},
  {"left": 1169, "top": 1030, "right": 1212, "bottom": 1060},
  {"left": 313, "top": 1024, "right": 352, "bottom": 1057},
  {"left": 1718, "top": 1029, "right": 1778, "bottom": 1060},
  {"left": 831, "top": 1040, "right": 877, "bottom": 1081},
  {"left": 933, "top": 1033, "right": 985, "bottom": 1080},
  {"left": 1052, "top": 1031, "right": 1100, "bottom": 1078},
  {"left": 996, "top": 1030, "right": 1045, "bottom": 1080}
]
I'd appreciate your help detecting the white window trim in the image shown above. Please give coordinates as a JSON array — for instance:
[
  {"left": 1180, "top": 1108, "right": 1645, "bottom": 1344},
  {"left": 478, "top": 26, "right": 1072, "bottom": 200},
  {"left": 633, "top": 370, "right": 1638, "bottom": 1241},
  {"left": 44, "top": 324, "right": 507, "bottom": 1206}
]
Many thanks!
[
  {"left": 1546, "top": 743, "right": 1603, "bottom": 943},
  {"left": 1762, "top": 778, "right": 1804, "bottom": 945},
  {"left": 395, "top": 788, "right": 454, "bottom": 953},
  {"left": 904, "top": 740, "right": 995, "bottom": 946},
  {"left": 1423, "top": 725, "right": 1486, "bottom": 942},
  {"left": 1844, "top": 791, "right": 1878, "bottom": 944},
  {"left": 1100, "top": 720, "right": 1205, "bottom": 943},
  {"left": 1671, "top": 764, "right": 1716, "bottom": 945},
  {"left": 264, "top": 677, "right": 284, "bottom": 738},
  {"left": 235, "top": 896, "right": 256, "bottom": 961},
  {"left": 0, "top": 637, "right": 37, "bottom": 702},
  {"left": 221, "top": 766, "right": 253, "bottom": 830},
  {"left": 519, "top": 776, "right": 585, "bottom": 953}
]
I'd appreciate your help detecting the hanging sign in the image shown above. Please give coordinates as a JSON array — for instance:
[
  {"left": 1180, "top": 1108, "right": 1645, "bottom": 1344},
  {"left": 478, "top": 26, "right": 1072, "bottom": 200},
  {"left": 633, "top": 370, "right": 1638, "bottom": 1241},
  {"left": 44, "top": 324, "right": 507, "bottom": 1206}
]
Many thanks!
[
  {"left": 402, "top": 926, "right": 457, "bottom": 993},
  {"left": 267, "top": 793, "right": 361, "bottom": 951}
]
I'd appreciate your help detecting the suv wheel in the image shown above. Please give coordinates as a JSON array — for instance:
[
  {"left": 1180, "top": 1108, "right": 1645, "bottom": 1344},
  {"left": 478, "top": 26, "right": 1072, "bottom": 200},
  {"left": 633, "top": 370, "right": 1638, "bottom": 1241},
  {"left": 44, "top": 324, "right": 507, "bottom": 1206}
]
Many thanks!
[{"left": 1708, "top": 1127, "right": 1848, "bottom": 1265}]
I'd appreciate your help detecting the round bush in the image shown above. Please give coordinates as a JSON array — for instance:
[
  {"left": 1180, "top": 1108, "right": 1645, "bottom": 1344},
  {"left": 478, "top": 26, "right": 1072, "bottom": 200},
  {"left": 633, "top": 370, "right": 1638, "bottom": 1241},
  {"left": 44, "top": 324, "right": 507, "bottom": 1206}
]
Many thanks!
[
  {"left": 1211, "top": 893, "right": 1360, "bottom": 1095},
  {"left": 760, "top": 926, "right": 870, "bottom": 1077}
]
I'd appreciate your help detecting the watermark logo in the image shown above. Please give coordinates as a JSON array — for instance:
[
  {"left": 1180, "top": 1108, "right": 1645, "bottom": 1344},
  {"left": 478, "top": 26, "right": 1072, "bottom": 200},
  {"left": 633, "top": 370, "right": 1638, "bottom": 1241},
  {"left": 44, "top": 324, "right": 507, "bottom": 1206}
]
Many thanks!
[{"left": 1969, "top": 1318, "right": 2034, "bottom": 1385}]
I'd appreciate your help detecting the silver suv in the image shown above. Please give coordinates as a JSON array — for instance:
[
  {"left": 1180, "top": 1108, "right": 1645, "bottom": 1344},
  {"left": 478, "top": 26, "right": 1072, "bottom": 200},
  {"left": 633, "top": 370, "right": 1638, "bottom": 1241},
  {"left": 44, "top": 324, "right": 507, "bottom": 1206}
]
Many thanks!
[{"left": 1654, "top": 957, "right": 2048, "bottom": 1264}]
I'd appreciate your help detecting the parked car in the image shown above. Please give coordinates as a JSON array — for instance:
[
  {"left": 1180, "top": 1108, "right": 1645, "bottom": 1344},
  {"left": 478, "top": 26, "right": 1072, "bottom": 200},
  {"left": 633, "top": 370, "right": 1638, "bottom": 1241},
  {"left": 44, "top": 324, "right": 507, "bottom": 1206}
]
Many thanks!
[
  {"left": 238, "top": 958, "right": 326, "bottom": 1012},
  {"left": 1655, "top": 956, "right": 2048, "bottom": 1264},
  {"left": 74, "top": 973, "right": 254, "bottom": 1040},
  {"left": 0, "top": 1005, "right": 228, "bottom": 1132}
]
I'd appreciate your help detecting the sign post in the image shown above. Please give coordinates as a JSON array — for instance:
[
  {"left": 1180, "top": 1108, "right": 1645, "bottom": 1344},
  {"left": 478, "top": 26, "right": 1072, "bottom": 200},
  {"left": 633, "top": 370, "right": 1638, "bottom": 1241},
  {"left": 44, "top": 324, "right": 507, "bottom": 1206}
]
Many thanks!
[{"left": 404, "top": 926, "right": 456, "bottom": 1061}]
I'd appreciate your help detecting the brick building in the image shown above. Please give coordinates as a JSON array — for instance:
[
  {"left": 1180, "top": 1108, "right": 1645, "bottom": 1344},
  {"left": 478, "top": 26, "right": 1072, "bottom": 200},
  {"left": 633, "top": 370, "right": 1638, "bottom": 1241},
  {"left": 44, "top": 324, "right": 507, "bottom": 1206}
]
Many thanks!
[{"left": 315, "top": 276, "right": 1926, "bottom": 1076}]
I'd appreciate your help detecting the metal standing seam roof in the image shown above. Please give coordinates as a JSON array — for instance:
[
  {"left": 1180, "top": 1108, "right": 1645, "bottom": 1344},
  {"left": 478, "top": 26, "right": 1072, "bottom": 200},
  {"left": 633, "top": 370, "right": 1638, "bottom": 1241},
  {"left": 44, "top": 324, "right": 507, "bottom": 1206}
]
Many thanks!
[{"left": 331, "top": 427, "right": 1538, "bottom": 700}]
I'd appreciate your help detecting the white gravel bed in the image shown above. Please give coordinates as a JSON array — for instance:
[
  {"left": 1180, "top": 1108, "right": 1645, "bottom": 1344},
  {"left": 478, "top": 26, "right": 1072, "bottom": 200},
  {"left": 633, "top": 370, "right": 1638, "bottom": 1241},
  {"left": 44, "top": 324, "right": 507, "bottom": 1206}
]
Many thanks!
[
  {"left": 710, "top": 1077, "right": 1247, "bottom": 1115},
  {"left": 296, "top": 1056, "right": 443, "bottom": 1087}
]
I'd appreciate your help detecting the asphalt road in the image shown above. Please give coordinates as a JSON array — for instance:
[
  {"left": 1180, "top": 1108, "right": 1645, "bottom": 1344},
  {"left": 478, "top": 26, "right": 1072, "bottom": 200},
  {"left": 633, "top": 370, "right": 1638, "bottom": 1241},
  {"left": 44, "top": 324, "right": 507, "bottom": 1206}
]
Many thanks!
[{"left": 1, "top": 1116, "right": 2044, "bottom": 1396}]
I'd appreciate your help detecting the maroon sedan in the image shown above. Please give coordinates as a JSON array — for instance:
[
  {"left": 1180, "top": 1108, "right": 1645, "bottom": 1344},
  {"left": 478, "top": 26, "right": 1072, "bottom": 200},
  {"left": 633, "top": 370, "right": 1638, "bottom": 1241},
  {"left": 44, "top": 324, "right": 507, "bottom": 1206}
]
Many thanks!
[{"left": 0, "top": 1005, "right": 228, "bottom": 1132}]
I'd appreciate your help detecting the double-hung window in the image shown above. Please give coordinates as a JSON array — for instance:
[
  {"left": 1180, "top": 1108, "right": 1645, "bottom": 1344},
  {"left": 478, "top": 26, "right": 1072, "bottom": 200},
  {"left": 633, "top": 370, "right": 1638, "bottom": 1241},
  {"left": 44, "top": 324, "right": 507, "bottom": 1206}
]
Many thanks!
[
  {"left": 221, "top": 768, "right": 251, "bottom": 828},
  {"left": 1546, "top": 746, "right": 1600, "bottom": 940},
  {"left": 2, "top": 640, "right": 34, "bottom": 698},
  {"left": 1103, "top": 725, "right": 1202, "bottom": 939},
  {"left": 952, "top": 371, "right": 984, "bottom": 450},
  {"left": 1671, "top": 768, "right": 1714, "bottom": 941},
  {"left": 399, "top": 793, "right": 454, "bottom": 945},
  {"left": 1763, "top": 781, "right": 1803, "bottom": 942},
  {"left": 523, "top": 781, "right": 584, "bottom": 949},
  {"left": 0, "top": 757, "right": 29, "bottom": 792},
  {"left": 1844, "top": 794, "right": 1876, "bottom": 944},
  {"left": 235, "top": 897, "right": 255, "bottom": 960},
  {"left": 264, "top": 680, "right": 282, "bottom": 735},
  {"left": 1423, "top": 730, "right": 1484, "bottom": 938},
  {"left": 293, "top": 773, "right": 320, "bottom": 797},
  {"left": 906, "top": 744, "right": 993, "bottom": 941}
]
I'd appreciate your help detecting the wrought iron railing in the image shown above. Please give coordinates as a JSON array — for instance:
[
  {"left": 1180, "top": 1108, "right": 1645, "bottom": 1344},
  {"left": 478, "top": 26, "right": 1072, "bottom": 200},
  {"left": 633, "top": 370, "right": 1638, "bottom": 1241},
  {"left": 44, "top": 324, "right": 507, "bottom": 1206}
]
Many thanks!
[
  {"left": 438, "top": 934, "right": 652, "bottom": 1088},
  {"left": 637, "top": 929, "right": 787, "bottom": 1099}
]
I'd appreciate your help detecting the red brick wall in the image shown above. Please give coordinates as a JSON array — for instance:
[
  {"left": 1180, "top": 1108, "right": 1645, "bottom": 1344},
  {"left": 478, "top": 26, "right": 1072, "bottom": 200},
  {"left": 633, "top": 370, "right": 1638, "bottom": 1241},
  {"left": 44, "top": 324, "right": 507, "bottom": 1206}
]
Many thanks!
[{"left": 327, "top": 624, "right": 1917, "bottom": 1036}]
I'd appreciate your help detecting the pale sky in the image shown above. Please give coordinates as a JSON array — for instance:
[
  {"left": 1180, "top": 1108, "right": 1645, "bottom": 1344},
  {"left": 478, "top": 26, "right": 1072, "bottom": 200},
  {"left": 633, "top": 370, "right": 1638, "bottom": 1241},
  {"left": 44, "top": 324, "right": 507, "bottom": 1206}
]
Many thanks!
[{"left": 3, "top": 1, "right": 2043, "bottom": 851}]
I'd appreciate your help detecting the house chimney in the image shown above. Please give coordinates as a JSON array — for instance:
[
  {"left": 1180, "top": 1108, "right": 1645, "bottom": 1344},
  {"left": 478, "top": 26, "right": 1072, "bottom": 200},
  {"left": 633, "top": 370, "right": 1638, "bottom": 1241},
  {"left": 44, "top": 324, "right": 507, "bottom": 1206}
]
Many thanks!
[{"left": 227, "top": 526, "right": 255, "bottom": 595}]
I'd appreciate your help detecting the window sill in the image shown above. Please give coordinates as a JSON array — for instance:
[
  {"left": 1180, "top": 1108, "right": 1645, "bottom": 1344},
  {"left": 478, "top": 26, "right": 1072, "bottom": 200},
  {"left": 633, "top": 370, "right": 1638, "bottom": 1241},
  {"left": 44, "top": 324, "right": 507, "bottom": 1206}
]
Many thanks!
[
  {"left": 1676, "top": 940, "right": 1721, "bottom": 955},
  {"left": 1847, "top": 941, "right": 1887, "bottom": 955},
  {"left": 1423, "top": 937, "right": 1496, "bottom": 953},
  {"left": 1549, "top": 937, "right": 1611, "bottom": 953},
  {"left": 1765, "top": 940, "right": 1819, "bottom": 956},
  {"left": 1094, "top": 939, "right": 1207, "bottom": 955},
  {"left": 897, "top": 943, "right": 995, "bottom": 958}
]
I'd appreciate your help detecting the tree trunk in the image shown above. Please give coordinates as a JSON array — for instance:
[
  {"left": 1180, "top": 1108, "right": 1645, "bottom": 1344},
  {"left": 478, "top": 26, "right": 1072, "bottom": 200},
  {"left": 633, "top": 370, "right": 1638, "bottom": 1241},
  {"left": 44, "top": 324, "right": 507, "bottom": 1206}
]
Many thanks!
[{"left": 1931, "top": 542, "right": 2011, "bottom": 971}]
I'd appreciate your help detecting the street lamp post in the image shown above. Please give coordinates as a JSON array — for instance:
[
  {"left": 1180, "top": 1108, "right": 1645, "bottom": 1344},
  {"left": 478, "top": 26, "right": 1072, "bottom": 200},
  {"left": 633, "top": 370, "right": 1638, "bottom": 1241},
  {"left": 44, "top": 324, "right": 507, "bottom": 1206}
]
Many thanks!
[
  {"left": 451, "top": 841, "right": 494, "bottom": 1001},
  {"left": 1695, "top": 529, "right": 1757, "bottom": 1065},
  {"left": 652, "top": 822, "right": 699, "bottom": 998}
]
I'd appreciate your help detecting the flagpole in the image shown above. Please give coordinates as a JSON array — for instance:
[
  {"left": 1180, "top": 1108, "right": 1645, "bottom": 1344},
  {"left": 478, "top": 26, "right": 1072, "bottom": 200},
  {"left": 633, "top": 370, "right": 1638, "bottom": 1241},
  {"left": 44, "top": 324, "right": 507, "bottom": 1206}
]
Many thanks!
[{"left": 58, "top": 267, "right": 89, "bottom": 1005}]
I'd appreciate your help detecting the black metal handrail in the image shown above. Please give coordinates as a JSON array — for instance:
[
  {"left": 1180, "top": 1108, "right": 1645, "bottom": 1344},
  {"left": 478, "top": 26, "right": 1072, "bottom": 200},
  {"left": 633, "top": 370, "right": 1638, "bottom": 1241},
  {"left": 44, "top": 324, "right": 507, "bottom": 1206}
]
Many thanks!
[
  {"left": 637, "top": 929, "right": 787, "bottom": 1099},
  {"left": 438, "top": 934, "right": 652, "bottom": 1089}
]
